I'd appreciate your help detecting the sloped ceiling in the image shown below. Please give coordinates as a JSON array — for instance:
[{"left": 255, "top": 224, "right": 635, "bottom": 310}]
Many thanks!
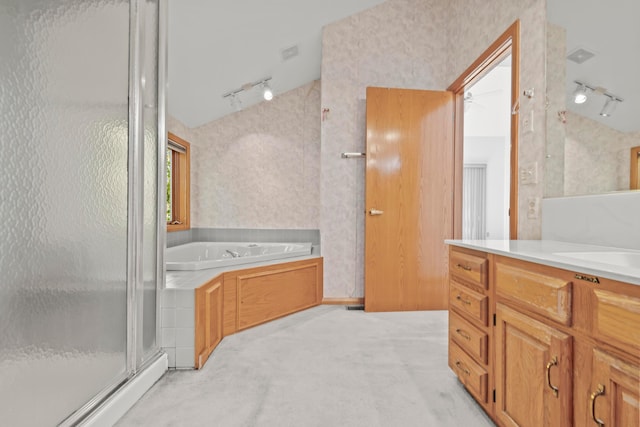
[
  {"left": 168, "top": 0, "right": 387, "bottom": 128},
  {"left": 548, "top": 0, "right": 640, "bottom": 133}
]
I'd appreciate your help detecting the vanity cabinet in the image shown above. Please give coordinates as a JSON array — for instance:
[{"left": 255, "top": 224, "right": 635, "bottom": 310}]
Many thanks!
[
  {"left": 494, "top": 258, "right": 574, "bottom": 426},
  {"left": 448, "top": 246, "right": 640, "bottom": 427},
  {"left": 448, "top": 247, "right": 492, "bottom": 413},
  {"left": 495, "top": 303, "right": 572, "bottom": 426},
  {"left": 590, "top": 348, "right": 640, "bottom": 427}
]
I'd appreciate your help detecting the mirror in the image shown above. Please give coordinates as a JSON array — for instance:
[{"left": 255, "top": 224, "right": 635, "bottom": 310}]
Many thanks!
[{"left": 545, "top": 0, "right": 640, "bottom": 197}]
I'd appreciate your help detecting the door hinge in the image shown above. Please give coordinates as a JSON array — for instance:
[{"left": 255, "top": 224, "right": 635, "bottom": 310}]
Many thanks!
[
  {"left": 493, "top": 313, "right": 496, "bottom": 326},
  {"left": 493, "top": 389, "right": 496, "bottom": 403}
]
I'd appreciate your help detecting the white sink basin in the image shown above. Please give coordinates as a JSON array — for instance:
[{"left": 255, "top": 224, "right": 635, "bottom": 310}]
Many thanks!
[{"left": 552, "top": 251, "right": 640, "bottom": 268}]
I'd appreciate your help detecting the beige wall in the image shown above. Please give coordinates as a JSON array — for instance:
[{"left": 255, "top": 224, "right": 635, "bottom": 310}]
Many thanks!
[
  {"left": 320, "top": 0, "right": 546, "bottom": 298},
  {"left": 169, "top": 0, "right": 549, "bottom": 298},
  {"left": 320, "top": 0, "right": 450, "bottom": 298},
  {"left": 564, "top": 113, "right": 640, "bottom": 195},
  {"left": 168, "top": 81, "right": 321, "bottom": 229}
]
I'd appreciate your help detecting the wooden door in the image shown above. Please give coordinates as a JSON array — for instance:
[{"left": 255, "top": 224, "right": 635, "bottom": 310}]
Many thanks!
[
  {"left": 590, "top": 348, "right": 640, "bottom": 427},
  {"left": 364, "top": 87, "right": 454, "bottom": 312},
  {"left": 495, "top": 303, "right": 573, "bottom": 427}
]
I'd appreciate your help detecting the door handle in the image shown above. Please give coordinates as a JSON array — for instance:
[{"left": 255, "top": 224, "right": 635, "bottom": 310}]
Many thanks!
[
  {"left": 369, "top": 209, "right": 384, "bottom": 216},
  {"left": 546, "top": 356, "right": 559, "bottom": 397}
]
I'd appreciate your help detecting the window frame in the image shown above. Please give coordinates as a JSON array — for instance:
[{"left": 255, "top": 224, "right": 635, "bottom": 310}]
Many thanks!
[{"left": 167, "top": 132, "right": 190, "bottom": 232}]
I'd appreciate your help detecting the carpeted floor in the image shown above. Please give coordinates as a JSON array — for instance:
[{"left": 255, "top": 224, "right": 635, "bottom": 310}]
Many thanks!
[{"left": 116, "top": 305, "right": 495, "bottom": 426}]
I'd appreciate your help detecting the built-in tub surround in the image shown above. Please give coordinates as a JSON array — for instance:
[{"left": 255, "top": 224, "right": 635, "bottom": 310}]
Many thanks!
[
  {"left": 166, "top": 242, "right": 312, "bottom": 271},
  {"left": 161, "top": 254, "right": 323, "bottom": 369},
  {"left": 542, "top": 191, "right": 640, "bottom": 250},
  {"left": 166, "top": 228, "right": 320, "bottom": 249}
]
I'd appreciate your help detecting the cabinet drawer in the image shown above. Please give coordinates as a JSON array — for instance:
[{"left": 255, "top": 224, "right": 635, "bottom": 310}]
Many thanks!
[
  {"left": 449, "top": 341, "right": 488, "bottom": 404},
  {"left": 450, "top": 282, "right": 488, "bottom": 326},
  {"left": 449, "top": 311, "right": 488, "bottom": 364},
  {"left": 495, "top": 261, "right": 572, "bottom": 325},
  {"left": 450, "top": 250, "right": 488, "bottom": 290},
  {"left": 592, "top": 289, "right": 640, "bottom": 353}
]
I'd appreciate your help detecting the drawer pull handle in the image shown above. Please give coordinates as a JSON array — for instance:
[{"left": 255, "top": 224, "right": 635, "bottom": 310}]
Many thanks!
[
  {"left": 456, "top": 263, "right": 472, "bottom": 271},
  {"left": 455, "top": 360, "right": 471, "bottom": 376},
  {"left": 590, "top": 384, "right": 605, "bottom": 427},
  {"left": 455, "top": 328, "right": 471, "bottom": 341},
  {"left": 546, "top": 356, "right": 559, "bottom": 397},
  {"left": 456, "top": 294, "right": 472, "bottom": 305}
]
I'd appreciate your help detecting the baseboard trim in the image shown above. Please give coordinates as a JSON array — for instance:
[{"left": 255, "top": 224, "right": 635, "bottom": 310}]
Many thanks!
[
  {"left": 81, "top": 353, "right": 168, "bottom": 427},
  {"left": 322, "top": 298, "right": 364, "bottom": 305}
]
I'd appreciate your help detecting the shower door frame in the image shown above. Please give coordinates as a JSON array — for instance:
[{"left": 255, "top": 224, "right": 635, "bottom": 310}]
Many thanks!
[{"left": 59, "top": 0, "right": 167, "bottom": 424}]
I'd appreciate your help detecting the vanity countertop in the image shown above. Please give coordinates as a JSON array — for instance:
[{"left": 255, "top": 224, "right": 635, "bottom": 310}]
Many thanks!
[{"left": 445, "top": 240, "right": 640, "bottom": 286}]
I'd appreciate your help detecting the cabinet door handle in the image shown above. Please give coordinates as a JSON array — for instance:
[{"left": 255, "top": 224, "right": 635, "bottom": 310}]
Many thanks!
[
  {"left": 546, "top": 356, "right": 559, "bottom": 397},
  {"left": 455, "top": 328, "right": 471, "bottom": 341},
  {"left": 456, "top": 263, "right": 472, "bottom": 271},
  {"left": 456, "top": 294, "right": 472, "bottom": 305},
  {"left": 368, "top": 209, "right": 384, "bottom": 216},
  {"left": 590, "top": 384, "right": 605, "bottom": 427},
  {"left": 455, "top": 360, "right": 470, "bottom": 376}
]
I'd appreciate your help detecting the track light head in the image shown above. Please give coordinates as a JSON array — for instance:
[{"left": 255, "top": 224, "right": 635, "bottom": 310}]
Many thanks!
[
  {"left": 262, "top": 82, "right": 273, "bottom": 101},
  {"left": 599, "top": 96, "right": 618, "bottom": 117},
  {"left": 573, "top": 83, "right": 588, "bottom": 104}
]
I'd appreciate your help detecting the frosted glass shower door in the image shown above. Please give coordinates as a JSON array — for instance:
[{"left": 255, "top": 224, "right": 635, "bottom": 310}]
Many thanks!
[{"left": 0, "top": 1, "right": 158, "bottom": 425}]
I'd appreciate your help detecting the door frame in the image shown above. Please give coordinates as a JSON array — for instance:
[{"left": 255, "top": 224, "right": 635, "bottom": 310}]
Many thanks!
[
  {"left": 631, "top": 146, "right": 640, "bottom": 190},
  {"left": 448, "top": 20, "right": 520, "bottom": 239}
]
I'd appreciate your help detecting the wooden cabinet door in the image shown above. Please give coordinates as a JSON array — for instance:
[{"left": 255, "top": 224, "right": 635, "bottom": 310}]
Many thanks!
[
  {"left": 495, "top": 303, "right": 573, "bottom": 427},
  {"left": 590, "top": 349, "right": 640, "bottom": 427},
  {"left": 195, "top": 276, "right": 223, "bottom": 369}
]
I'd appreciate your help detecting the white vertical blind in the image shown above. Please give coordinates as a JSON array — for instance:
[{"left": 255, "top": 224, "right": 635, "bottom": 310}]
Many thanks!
[{"left": 463, "top": 165, "right": 487, "bottom": 240}]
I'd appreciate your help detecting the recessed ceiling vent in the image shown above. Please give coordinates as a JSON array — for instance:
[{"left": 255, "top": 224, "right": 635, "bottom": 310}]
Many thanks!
[
  {"left": 281, "top": 45, "right": 299, "bottom": 61},
  {"left": 567, "top": 48, "right": 595, "bottom": 64}
]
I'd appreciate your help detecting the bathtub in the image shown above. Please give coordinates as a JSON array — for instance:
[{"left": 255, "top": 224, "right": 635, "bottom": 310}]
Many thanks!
[{"left": 166, "top": 242, "right": 313, "bottom": 271}]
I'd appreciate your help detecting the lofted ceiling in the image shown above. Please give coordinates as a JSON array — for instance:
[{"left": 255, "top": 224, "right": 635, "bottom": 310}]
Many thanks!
[
  {"left": 168, "top": 0, "right": 387, "bottom": 128},
  {"left": 547, "top": 0, "right": 640, "bottom": 133}
]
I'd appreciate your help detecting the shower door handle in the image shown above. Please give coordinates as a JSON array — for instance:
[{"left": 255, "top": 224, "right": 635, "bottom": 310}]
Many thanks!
[{"left": 368, "top": 209, "right": 384, "bottom": 216}]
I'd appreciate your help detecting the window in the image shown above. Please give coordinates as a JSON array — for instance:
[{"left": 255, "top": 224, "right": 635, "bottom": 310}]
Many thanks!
[{"left": 167, "top": 132, "right": 190, "bottom": 232}]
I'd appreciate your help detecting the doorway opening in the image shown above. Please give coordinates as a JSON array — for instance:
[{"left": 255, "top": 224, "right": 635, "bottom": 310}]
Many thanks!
[{"left": 448, "top": 21, "right": 520, "bottom": 240}]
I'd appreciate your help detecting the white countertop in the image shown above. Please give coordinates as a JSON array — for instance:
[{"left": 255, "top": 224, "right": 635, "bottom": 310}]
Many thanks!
[
  {"left": 165, "top": 255, "right": 322, "bottom": 289},
  {"left": 445, "top": 240, "right": 640, "bottom": 286}
]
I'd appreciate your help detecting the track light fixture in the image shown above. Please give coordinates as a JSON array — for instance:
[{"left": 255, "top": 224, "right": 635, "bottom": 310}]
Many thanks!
[
  {"left": 599, "top": 95, "right": 622, "bottom": 117},
  {"left": 571, "top": 80, "right": 623, "bottom": 117},
  {"left": 229, "top": 93, "right": 242, "bottom": 112},
  {"left": 572, "top": 82, "right": 589, "bottom": 104},
  {"left": 222, "top": 77, "right": 274, "bottom": 109}
]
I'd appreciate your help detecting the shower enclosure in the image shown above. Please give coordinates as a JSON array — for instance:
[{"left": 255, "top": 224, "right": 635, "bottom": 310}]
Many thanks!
[{"left": 0, "top": 0, "right": 165, "bottom": 425}]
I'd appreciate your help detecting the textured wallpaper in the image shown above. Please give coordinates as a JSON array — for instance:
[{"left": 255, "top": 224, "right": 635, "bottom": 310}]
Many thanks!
[
  {"left": 544, "top": 23, "right": 567, "bottom": 198},
  {"left": 320, "top": 0, "right": 450, "bottom": 298},
  {"left": 170, "top": 81, "right": 321, "bottom": 229},
  {"left": 564, "top": 112, "right": 640, "bottom": 195},
  {"left": 320, "top": 0, "right": 546, "bottom": 298}
]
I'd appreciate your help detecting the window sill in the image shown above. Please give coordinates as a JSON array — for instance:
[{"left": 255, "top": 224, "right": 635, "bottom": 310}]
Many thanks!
[{"left": 167, "top": 223, "right": 190, "bottom": 233}]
